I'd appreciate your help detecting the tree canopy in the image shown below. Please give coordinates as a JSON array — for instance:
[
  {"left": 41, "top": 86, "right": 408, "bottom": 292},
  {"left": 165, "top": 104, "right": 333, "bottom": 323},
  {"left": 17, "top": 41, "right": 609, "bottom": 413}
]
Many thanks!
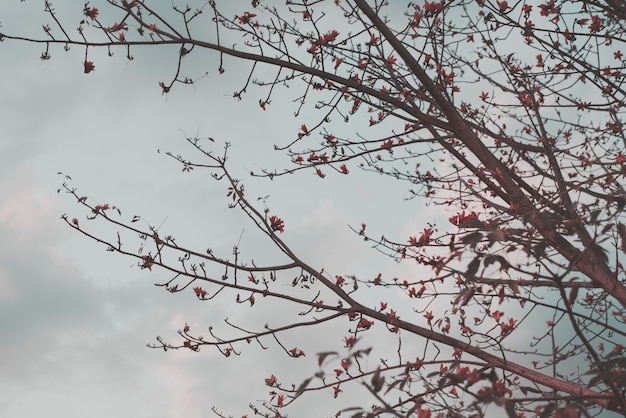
[{"left": 2, "top": 0, "right": 625, "bottom": 416}]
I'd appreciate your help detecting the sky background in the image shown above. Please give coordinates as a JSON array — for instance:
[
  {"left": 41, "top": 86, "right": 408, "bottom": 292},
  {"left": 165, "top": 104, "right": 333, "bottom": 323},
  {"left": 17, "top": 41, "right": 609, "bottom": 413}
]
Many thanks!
[
  {"left": 0, "top": 2, "right": 434, "bottom": 417},
  {"left": 3, "top": 2, "right": 620, "bottom": 418}
]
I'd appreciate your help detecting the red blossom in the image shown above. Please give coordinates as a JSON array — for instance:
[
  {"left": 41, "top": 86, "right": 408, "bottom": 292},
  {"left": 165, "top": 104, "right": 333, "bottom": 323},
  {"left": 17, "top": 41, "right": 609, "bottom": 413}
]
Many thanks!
[
  {"left": 84, "top": 7, "right": 99, "bottom": 21},
  {"left": 140, "top": 255, "right": 154, "bottom": 271},
  {"left": 424, "top": 311, "right": 434, "bottom": 325},
  {"left": 418, "top": 228, "right": 433, "bottom": 245},
  {"left": 109, "top": 22, "right": 128, "bottom": 32},
  {"left": 268, "top": 215, "right": 285, "bottom": 233},
  {"left": 589, "top": 15, "right": 604, "bottom": 33},
  {"left": 238, "top": 11, "right": 257, "bottom": 24},
  {"left": 71, "top": 218, "right": 79, "bottom": 226},
  {"left": 193, "top": 286, "right": 207, "bottom": 298},
  {"left": 449, "top": 210, "right": 481, "bottom": 227},
  {"left": 496, "top": 0, "right": 508, "bottom": 12},
  {"left": 423, "top": 1, "right": 443, "bottom": 14},
  {"left": 366, "top": 33, "right": 379, "bottom": 45},
  {"left": 318, "top": 30, "right": 339, "bottom": 45},
  {"left": 339, "top": 164, "right": 349, "bottom": 174},
  {"left": 357, "top": 317, "right": 374, "bottom": 329},
  {"left": 289, "top": 347, "right": 305, "bottom": 357},
  {"left": 343, "top": 335, "right": 356, "bottom": 347},
  {"left": 83, "top": 60, "right": 95, "bottom": 74},
  {"left": 265, "top": 374, "right": 277, "bottom": 386}
]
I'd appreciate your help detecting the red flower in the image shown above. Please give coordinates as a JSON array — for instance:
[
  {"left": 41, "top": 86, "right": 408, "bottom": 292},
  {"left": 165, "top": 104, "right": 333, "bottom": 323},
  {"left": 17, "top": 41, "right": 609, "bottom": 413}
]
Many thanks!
[
  {"left": 339, "top": 164, "right": 349, "bottom": 174},
  {"left": 84, "top": 7, "right": 99, "bottom": 21},
  {"left": 238, "top": 12, "right": 257, "bottom": 24},
  {"left": 418, "top": 228, "right": 433, "bottom": 245},
  {"left": 147, "top": 23, "right": 157, "bottom": 31},
  {"left": 71, "top": 218, "right": 79, "bottom": 226},
  {"left": 289, "top": 347, "right": 305, "bottom": 357},
  {"left": 357, "top": 317, "right": 374, "bottom": 329},
  {"left": 333, "top": 385, "right": 342, "bottom": 397},
  {"left": 387, "top": 55, "right": 397, "bottom": 66},
  {"left": 269, "top": 215, "right": 285, "bottom": 233},
  {"left": 140, "top": 255, "right": 154, "bottom": 271},
  {"left": 83, "top": 61, "right": 95, "bottom": 74},
  {"left": 366, "top": 33, "right": 380, "bottom": 45},
  {"left": 343, "top": 336, "right": 356, "bottom": 347},
  {"left": 264, "top": 374, "right": 277, "bottom": 386},
  {"left": 318, "top": 30, "right": 339, "bottom": 45},
  {"left": 193, "top": 286, "right": 207, "bottom": 298},
  {"left": 109, "top": 22, "right": 128, "bottom": 32},
  {"left": 496, "top": 0, "right": 508, "bottom": 12},
  {"left": 423, "top": 1, "right": 443, "bottom": 14},
  {"left": 449, "top": 210, "right": 481, "bottom": 227}
]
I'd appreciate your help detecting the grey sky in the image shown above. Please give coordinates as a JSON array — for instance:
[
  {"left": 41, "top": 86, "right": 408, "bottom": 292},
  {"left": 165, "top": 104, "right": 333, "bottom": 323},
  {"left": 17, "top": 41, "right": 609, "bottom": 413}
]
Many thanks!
[{"left": 3, "top": 1, "right": 620, "bottom": 417}]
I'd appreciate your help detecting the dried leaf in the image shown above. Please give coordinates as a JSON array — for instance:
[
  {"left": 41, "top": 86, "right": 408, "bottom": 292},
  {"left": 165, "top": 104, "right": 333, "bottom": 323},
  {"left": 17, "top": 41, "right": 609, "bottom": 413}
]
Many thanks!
[
  {"left": 465, "top": 256, "right": 481, "bottom": 278},
  {"left": 617, "top": 222, "right": 626, "bottom": 255}
]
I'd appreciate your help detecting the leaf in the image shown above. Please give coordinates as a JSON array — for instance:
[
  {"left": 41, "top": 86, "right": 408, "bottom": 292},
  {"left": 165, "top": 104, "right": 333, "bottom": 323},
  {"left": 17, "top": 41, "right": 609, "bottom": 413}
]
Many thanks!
[
  {"left": 617, "top": 222, "right": 626, "bottom": 255},
  {"left": 465, "top": 256, "right": 481, "bottom": 278},
  {"left": 540, "top": 403, "right": 556, "bottom": 418},
  {"left": 370, "top": 367, "right": 385, "bottom": 393},
  {"left": 461, "top": 232, "right": 483, "bottom": 249},
  {"left": 316, "top": 351, "right": 338, "bottom": 366},
  {"left": 294, "top": 377, "right": 312, "bottom": 397},
  {"left": 384, "top": 377, "right": 406, "bottom": 395},
  {"left": 353, "top": 347, "right": 372, "bottom": 358},
  {"left": 504, "top": 400, "right": 518, "bottom": 418},
  {"left": 453, "top": 287, "right": 475, "bottom": 308},
  {"left": 483, "top": 255, "right": 510, "bottom": 271}
]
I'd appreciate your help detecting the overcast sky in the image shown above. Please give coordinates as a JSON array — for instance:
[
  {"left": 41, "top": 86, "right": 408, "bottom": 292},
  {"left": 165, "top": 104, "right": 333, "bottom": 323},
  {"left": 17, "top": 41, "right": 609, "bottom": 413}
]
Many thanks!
[
  {"left": 3, "top": 1, "right": 614, "bottom": 417},
  {"left": 0, "top": 2, "right": 440, "bottom": 417}
]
